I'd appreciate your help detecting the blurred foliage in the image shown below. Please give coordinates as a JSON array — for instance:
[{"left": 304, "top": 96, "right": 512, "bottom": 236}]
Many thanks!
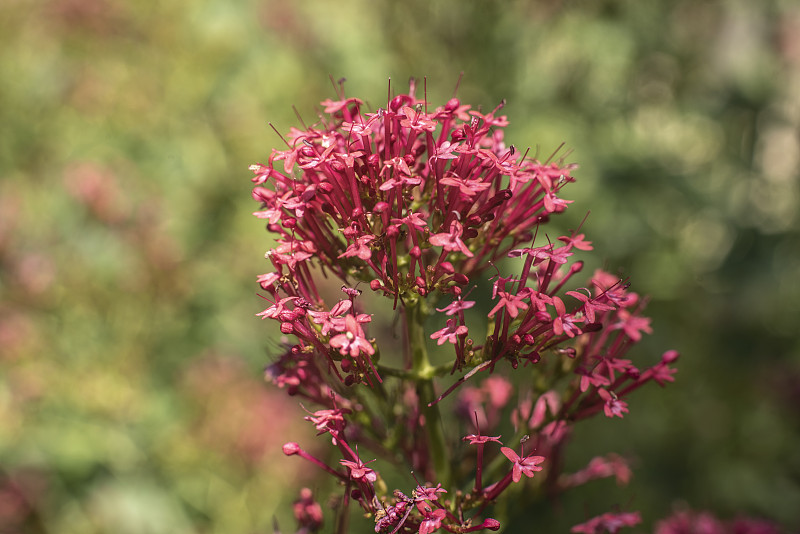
[{"left": 1, "top": 0, "right": 798, "bottom": 532}]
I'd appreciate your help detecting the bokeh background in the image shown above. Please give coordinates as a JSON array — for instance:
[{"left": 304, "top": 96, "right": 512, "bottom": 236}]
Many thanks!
[{"left": 1, "top": 0, "right": 799, "bottom": 532}]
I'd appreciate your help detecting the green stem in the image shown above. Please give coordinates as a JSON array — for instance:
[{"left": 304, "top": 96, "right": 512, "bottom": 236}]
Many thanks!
[{"left": 406, "top": 299, "right": 451, "bottom": 488}]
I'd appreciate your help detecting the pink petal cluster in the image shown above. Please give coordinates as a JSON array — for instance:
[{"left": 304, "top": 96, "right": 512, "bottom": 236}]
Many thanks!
[{"left": 253, "top": 81, "right": 678, "bottom": 534}]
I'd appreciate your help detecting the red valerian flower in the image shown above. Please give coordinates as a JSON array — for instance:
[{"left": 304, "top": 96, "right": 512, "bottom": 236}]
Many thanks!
[
  {"left": 598, "top": 388, "right": 629, "bottom": 418},
  {"left": 571, "top": 511, "right": 641, "bottom": 534},
  {"left": 488, "top": 290, "right": 529, "bottom": 319},
  {"left": 329, "top": 314, "right": 375, "bottom": 358},
  {"left": 293, "top": 488, "right": 324, "bottom": 532},
  {"left": 428, "top": 220, "right": 473, "bottom": 257},
  {"left": 500, "top": 446, "right": 545, "bottom": 483},
  {"left": 436, "top": 298, "right": 476, "bottom": 316},
  {"left": 340, "top": 457, "right": 378, "bottom": 483},
  {"left": 612, "top": 309, "right": 653, "bottom": 342},
  {"left": 418, "top": 508, "right": 446, "bottom": 534},
  {"left": 430, "top": 318, "right": 468, "bottom": 345}
]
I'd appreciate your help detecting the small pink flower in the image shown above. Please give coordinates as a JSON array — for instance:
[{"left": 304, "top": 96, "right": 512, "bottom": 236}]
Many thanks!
[
  {"left": 598, "top": 389, "right": 629, "bottom": 418},
  {"left": 429, "top": 220, "right": 473, "bottom": 258},
  {"left": 488, "top": 291, "right": 529, "bottom": 319},
  {"left": 430, "top": 318, "right": 468, "bottom": 345},
  {"left": 500, "top": 446, "right": 545, "bottom": 483},
  {"left": 418, "top": 508, "right": 446, "bottom": 534},
  {"left": 436, "top": 298, "right": 476, "bottom": 316},
  {"left": 338, "top": 234, "right": 375, "bottom": 261},
  {"left": 293, "top": 488, "right": 323, "bottom": 532},
  {"left": 340, "top": 457, "right": 377, "bottom": 483},
  {"left": 612, "top": 309, "right": 653, "bottom": 342},
  {"left": 329, "top": 315, "right": 375, "bottom": 358},
  {"left": 571, "top": 511, "right": 641, "bottom": 534},
  {"left": 463, "top": 434, "right": 502, "bottom": 445}
]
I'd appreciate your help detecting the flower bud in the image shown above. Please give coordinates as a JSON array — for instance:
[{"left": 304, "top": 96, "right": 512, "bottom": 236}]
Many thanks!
[
  {"left": 483, "top": 518, "right": 501, "bottom": 531},
  {"left": 662, "top": 350, "right": 680, "bottom": 363},
  {"left": 445, "top": 98, "right": 461, "bottom": 112},
  {"left": 390, "top": 94, "right": 411, "bottom": 112},
  {"left": 283, "top": 442, "right": 301, "bottom": 455}
]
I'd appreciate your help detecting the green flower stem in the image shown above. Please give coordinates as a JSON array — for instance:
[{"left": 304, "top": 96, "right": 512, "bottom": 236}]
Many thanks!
[{"left": 406, "top": 299, "right": 452, "bottom": 488}]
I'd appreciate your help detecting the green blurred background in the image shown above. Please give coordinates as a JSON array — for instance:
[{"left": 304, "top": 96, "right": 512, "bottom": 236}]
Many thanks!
[{"left": 1, "top": 0, "right": 799, "bottom": 532}]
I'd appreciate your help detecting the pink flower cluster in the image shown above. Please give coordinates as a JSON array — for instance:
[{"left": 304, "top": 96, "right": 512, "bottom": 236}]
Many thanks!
[{"left": 252, "top": 80, "right": 678, "bottom": 534}]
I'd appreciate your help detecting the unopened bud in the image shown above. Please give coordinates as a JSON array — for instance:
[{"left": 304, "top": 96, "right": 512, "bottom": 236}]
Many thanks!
[
  {"left": 373, "top": 201, "right": 390, "bottom": 214},
  {"left": 283, "top": 442, "right": 301, "bottom": 455},
  {"left": 662, "top": 350, "right": 680, "bottom": 364}
]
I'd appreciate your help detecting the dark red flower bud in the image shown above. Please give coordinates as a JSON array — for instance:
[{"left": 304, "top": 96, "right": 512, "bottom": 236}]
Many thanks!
[
  {"left": 283, "top": 442, "right": 301, "bottom": 455},
  {"left": 439, "top": 262, "right": 455, "bottom": 274},
  {"left": 662, "top": 350, "right": 680, "bottom": 363},
  {"left": 445, "top": 98, "right": 460, "bottom": 112},
  {"left": 466, "top": 214, "right": 483, "bottom": 227},
  {"left": 373, "top": 201, "right": 390, "bottom": 214},
  {"left": 280, "top": 322, "right": 294, "bottom": 334},
  {"left": 453, "top": 273, "right": 469, "bottom": 285},
  {"left": 482, "top": 518, "right": 501, "bottom": 531},
  {"left": 410, "top": 246, "right": 422, "bottom": 259},
  {"left": 370, "top": 279, "right": 382, "bottom": 291},
  {"left": 390, "top": 94, "right": 412, "bottom": 112}
]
